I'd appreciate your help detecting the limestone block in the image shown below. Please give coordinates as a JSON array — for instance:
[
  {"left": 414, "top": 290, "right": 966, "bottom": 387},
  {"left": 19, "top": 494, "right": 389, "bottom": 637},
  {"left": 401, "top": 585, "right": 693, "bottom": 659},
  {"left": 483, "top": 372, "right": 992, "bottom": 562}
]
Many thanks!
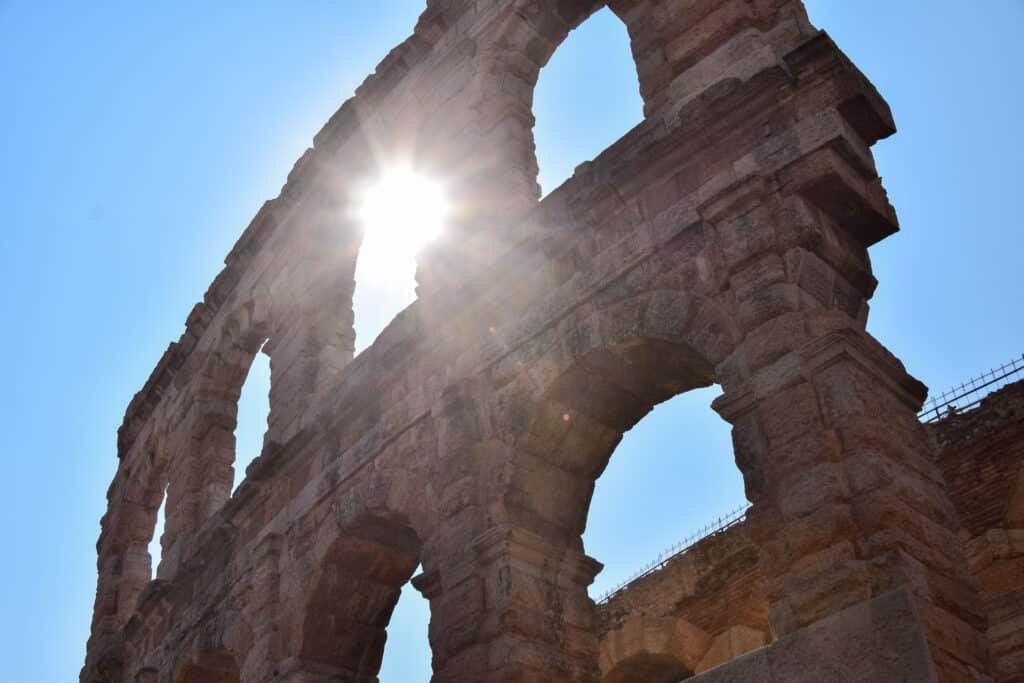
[
  {"left": 691, "top": 588, "right": 938, "bottom": 682},
  {"left": 694, "top": 624, "right": 770, "bottom": 674}
]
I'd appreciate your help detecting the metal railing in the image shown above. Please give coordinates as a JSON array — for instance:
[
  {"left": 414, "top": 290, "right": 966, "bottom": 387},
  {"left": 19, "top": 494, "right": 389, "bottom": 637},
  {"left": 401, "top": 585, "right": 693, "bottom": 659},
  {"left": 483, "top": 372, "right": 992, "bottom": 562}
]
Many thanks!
[
  {"left": 919, "top": 353, "right": 1024, "bottom": 423},
  {"left": 596, "top": 503, "right": 750, "bottom": 604}
]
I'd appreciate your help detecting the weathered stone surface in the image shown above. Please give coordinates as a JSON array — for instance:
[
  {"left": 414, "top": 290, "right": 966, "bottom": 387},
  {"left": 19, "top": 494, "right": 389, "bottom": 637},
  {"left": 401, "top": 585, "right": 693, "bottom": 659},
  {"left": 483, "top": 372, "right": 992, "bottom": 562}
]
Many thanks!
[
  {"left": 695, "top": 625, "right": 769, "bottom": 674},
  {"left": 591, "top": 379, "right": 1024, "bottom": 680},
  {"left": 82, "top": 1, "right": 1001, "bottom": 681},
  {"left": 597, "top": 522, "right": 768, "bottom": 671},
  {"left": 691, "top": 588, "right": 939, "bottom": 682},
  {"left": 932, "top": 381, "right": 1024, "bottom": 682}
]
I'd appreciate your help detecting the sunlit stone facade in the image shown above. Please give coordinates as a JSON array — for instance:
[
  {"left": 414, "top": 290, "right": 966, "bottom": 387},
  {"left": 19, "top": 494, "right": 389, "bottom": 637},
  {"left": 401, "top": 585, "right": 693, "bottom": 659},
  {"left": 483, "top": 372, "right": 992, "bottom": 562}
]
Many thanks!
[{"left": 83, "top": 1, "right": 1012, "bottom": 681}]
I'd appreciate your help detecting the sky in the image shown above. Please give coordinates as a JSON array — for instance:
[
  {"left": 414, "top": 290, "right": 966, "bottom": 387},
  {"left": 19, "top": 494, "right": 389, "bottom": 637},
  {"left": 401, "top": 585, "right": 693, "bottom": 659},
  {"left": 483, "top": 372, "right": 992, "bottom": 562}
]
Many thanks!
[{"left": 1, "top": 2, "right": 1022, "bottom": 682}]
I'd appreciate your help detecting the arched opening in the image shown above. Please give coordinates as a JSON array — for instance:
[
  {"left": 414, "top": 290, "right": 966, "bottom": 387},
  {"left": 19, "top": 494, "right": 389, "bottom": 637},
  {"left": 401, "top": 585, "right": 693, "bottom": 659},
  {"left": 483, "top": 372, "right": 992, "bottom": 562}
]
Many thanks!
[
  {"left": 352, "top": 246, "right": 417, "bottom": 356},
  {"left": 598, "top": 615, "right": 710, "bottom": 682},
  {"left": 231, "top": 345, "right": 270, "bottom": 493},
  {"left": 351, "top": 167, "right": 448, "bottom": 354},
  {"left": 189, "top": 300, "right": 269, "bottom": 513},
  {"left": 585, "top": 386, "right": 746, "bottom": 599},
  {"left": 508, "top": 291, "right": 771, "bottom": 677},
  {"left": 515, "top": 334, "right": 728, "bottom": 547},
  {"left": 532, "top": 6, "right": 644, "bottom": 196},
  {"left": 300, "top": 514, "right": 425, "bottom": 680},
  {"left": 606, "top": 653, "right": 691, "bottom": 683},
  {"left": 378, "top": 565, "right": 432, "bottom": 682},
  {"left": 188, "top": 328, "right": 269, "bottom": 513},
  {"left": 161, "top": 300, "right": 270, "bottom": 572}
]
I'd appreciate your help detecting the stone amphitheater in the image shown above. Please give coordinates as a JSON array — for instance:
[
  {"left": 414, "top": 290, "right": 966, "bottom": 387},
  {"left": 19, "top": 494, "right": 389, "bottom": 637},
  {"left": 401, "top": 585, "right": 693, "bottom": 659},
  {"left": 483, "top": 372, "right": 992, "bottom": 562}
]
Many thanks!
[{"left": 82, "top": 1, "right": 1024, "bottom": 681}]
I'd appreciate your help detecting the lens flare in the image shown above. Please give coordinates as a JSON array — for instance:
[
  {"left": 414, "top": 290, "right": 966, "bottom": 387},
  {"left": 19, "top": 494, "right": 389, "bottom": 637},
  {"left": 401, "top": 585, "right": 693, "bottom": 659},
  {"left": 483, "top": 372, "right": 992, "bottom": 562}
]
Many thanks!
[{"left": 355, "top": 167, "right": 448, "bottom": 279}]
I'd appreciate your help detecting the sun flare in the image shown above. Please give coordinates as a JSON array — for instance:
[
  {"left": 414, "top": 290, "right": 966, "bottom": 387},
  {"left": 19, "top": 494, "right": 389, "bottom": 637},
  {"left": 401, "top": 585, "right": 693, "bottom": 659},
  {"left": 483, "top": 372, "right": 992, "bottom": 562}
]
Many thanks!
[{"left": 355, "top": 167, "right": 448, "bottom": 278}]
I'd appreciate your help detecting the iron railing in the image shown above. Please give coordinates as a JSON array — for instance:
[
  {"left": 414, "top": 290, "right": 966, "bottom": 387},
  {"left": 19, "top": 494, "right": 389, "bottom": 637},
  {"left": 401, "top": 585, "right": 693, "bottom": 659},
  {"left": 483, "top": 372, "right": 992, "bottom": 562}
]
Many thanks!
[
  {"left": 919, "top": 353, "right": 1024, "bottom": 423},
  {"left": 596, "top": 503, "right": 750, "bottom": 604}
]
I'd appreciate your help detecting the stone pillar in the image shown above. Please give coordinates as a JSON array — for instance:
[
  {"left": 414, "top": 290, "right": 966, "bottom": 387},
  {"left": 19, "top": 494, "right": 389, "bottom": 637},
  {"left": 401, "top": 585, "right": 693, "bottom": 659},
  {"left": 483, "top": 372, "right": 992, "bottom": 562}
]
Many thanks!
[
  {"left": 262, "top": 302, "right": 353, "bottom": 450},
  {"left": 82, "top": 552, "right": 127, "bottom": 682},
  {"left": 243, "top": 533, "right": 284, "bottom": 683},
  {"left": 711, "top": 192, "right": 990, "bottom": 678},
  {"left": 83, "top": 472, "right": 163, "bottom": 682},
  {"left": 429, "top": 525, "right": 603, "bottom": 683},
  {"left": 160, "top": 388, "right": 239, "bottom": 580},
  {"left": 262, "top": 190, "right": 358, "bottom": 448}
]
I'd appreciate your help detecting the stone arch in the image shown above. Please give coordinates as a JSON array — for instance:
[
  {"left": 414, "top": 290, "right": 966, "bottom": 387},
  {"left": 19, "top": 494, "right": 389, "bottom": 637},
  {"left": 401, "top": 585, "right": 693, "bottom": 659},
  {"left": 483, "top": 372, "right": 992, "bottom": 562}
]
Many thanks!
[
  {"left": 83, "top": 425, "right": 176, "bottom": 682},
  {"left": 463, "top": 1, "right": 651, "bottom": 212},
  {"left": 599, "top": 615, "right": 712, "bottom": 682},
  {"left": 428, "top": 0, "right": 815, "bottom": 240},
  {"left": 531, "top": 6, "right": 644, "bottom": 196},
  {"left": 440, "top": 289, "right": 744, "bottom": 680},
  {"left": 278, "top": 465, "right": 441, "bottom": 680},
  {"left": 497, "top": 289, "right": 742, "bottom": 547},
  {"left": 162, "top": 292, "right": 274, "bottom": 576},
  {"left": 90, "top": 429, "right": 173, "bottom": 637},
  {"left": 295, "top": 510, "right": 427, "bottom": 680},
  {"left": 411, "top": 1, "right": 662, "bottom": 293}
]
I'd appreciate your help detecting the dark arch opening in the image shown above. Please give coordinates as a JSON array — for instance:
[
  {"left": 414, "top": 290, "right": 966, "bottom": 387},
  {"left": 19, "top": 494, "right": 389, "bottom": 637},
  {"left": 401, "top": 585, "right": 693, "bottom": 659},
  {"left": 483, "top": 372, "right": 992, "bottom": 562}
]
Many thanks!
[
  {"left": 300, "top": 515, "right": 425, "bottom": 679},
  {"left": 606, "top": 652, "right": 692, "bottom": 683},
  {"left": 532, "top": 6, "right": 644, "bottom": 196}
]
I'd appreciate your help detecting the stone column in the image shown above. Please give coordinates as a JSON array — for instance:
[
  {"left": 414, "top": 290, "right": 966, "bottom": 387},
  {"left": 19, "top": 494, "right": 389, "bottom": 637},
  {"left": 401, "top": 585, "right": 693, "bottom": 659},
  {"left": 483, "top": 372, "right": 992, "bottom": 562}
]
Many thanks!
[
  {"left": 243, "top": 533, "right": 284, "bottom": 683},
  {"left": 711, "top": 193, "right": 990, "bottom": 678},
  {"left": 82, "top": 467, "right": 164, "bottom": 682},
  {"left": 428, "top": 524, "right": 603, "bottom": 683},
  {"left": 159, "top": 388, "right": 238, "bottom": 580},
  {"left": 262, "top": 191, "right": 358, "bottom": 448}
]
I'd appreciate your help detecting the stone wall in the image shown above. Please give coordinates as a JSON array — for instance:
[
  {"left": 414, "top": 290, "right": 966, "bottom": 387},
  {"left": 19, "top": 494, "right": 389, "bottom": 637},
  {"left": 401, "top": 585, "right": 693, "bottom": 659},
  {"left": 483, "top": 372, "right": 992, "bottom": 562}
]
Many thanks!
[
  {"left": 589, "top": 379, "right": 1024, "bottom": 681},
  {"left": 596, "top": 522, "right": 768, "bottom": 678},
  {"left": 82, "top": 1, "right": 994, "bottom": 681},
  {"left": 933, "top": 381, "right": 1024, "bottom": 682}
]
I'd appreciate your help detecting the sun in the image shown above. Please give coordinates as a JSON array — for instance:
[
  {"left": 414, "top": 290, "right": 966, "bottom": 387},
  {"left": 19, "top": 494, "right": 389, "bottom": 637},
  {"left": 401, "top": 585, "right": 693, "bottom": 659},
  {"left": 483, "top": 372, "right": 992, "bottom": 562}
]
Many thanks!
[{"left": 355, "top": 167, "right": 448, "bottom": 278}]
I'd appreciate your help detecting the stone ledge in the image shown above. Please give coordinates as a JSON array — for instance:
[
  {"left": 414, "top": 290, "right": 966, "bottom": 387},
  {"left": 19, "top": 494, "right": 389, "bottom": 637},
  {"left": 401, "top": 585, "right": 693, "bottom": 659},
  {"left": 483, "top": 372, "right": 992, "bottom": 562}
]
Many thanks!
[{"left": 691, "top": 587, "right": 938, "bottom": 682}]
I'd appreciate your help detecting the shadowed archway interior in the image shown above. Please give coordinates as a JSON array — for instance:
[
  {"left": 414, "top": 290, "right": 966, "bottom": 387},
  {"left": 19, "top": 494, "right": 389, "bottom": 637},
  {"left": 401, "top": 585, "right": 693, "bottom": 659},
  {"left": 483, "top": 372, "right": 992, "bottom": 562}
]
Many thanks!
[
  {"left": 300, "top": 515, "right": 424, "bottom": 679},
  {"left": 605, "top": 653, "right": 691, "bottom": 683}
]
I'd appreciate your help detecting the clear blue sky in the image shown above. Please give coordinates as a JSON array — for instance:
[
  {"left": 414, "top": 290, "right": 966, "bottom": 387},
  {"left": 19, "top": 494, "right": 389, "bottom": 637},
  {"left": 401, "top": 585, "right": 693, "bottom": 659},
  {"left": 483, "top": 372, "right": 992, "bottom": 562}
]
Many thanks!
[{"left": 1, "top": 2, "right": 1021, "bottom": 682}]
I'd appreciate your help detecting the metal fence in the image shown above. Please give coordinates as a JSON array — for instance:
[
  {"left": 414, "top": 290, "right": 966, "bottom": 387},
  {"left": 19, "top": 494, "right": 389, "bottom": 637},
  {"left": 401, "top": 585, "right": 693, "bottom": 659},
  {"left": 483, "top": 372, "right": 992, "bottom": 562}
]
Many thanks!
[
  {"left": 919, "top": 353, "right": 1024, "bottom": 423},
  {"left": 595, "top": 503, "right": 750, "bottom": 604}
]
